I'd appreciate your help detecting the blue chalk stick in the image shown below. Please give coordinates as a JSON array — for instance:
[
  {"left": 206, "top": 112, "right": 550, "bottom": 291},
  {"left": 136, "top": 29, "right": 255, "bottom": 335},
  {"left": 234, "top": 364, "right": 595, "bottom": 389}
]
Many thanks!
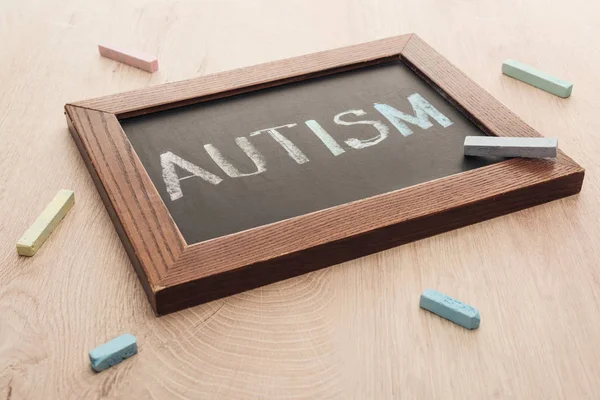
[
  {"left": 419, "top": 289, "right": 480, "bottom": 330},
  {"left": 89, "top": 334, "right": 137, "bottom": 372}
]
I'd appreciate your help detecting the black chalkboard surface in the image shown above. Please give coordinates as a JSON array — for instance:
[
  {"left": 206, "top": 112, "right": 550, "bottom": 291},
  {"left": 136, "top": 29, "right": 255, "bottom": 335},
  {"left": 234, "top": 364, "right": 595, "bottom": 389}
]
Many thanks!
[{"left": 122, "top": 61, "right": 497, "bottom": 244}]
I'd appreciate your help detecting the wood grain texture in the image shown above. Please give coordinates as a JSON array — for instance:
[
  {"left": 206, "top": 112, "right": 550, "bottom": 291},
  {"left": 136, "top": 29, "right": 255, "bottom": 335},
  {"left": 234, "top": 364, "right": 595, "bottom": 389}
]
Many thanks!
[
  {"left": 2, "top": 0, "right": 600, "bottom": 398},
  {"left": 403, "top": 36, "right": 546, "bottom": 138},
  {"left": 65, "top": 105, "right": 184, "bottom": 288},
  {"left": 72, "top": 35, "right": 411, "bottom": 118},
  {"left": 66, "top": 35, "right": 583, "bottom": 315},
  {"left": 159, "top": 160, "right": 582, "bottom": 314}
]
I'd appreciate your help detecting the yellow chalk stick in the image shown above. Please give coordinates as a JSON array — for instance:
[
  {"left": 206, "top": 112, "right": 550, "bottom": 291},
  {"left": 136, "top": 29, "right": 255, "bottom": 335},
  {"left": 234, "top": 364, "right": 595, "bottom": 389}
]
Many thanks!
[{"left": 17, "top": 189, "right": 75, "bottom": 256}]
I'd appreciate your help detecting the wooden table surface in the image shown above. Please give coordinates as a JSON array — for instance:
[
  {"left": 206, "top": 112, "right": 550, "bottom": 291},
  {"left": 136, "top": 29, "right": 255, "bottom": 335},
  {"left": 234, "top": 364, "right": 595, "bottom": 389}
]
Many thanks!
[{"left": 2, "top": 0, "right": 599, "bottom": 398}]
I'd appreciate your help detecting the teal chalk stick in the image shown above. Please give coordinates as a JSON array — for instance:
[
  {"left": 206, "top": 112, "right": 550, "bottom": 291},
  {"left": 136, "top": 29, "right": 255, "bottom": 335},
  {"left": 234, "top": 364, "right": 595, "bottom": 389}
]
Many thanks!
[
  {"left": 419, "top": 289, "right": 480, "bottom": 330},
  {"left": 502, "top": 59, "right": 573, "bottom": 98},
  {"left": 89, "top": 334, "right": 137, "bottom": 372}
]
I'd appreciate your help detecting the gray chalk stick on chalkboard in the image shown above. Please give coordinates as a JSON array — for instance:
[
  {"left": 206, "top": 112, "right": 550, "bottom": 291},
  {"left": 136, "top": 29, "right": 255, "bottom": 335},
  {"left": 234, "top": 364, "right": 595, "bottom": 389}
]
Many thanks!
[{"left": 464, "top": 136, "right": 557, "bottom": 158}]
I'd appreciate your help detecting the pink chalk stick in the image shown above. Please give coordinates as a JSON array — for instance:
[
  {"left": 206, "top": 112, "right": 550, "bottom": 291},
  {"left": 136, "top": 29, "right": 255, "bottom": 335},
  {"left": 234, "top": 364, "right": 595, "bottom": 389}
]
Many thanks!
[{"left": 98, "top": 44, "right": 158, "bottom": 73}]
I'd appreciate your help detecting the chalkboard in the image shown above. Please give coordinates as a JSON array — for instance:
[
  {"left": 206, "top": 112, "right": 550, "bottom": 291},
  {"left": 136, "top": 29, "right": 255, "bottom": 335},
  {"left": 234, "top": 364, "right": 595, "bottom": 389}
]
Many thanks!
[
  {"left": 121, "top": 61, "right": 498, "bottom": 244},
  {"left": 67, "top": 34, "right": 584, "bottom": 315}
]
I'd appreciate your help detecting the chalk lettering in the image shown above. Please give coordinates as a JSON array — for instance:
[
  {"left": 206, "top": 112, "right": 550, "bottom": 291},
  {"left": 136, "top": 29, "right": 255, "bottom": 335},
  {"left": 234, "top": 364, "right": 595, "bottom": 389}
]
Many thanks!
[
  {"left": 305, "top": 120, "right": 345, "bottom": 156},
  {"left": 250, "top": 124, "right": 309, "bottom": 164},
  {"left": 333, "top": 109, "right": 389, "bottom": 149},
  {"left": 205, "top": 137, "right": 267, "bottom": 178},
  {"left": 160, "top": 151, "right": 222, "bottom": 201},
  {"left": 159, "top": 93, "right": 454, "bottom": 200},
  {"left": 374, "top": 93, "right": 453, "bottom": 137}
]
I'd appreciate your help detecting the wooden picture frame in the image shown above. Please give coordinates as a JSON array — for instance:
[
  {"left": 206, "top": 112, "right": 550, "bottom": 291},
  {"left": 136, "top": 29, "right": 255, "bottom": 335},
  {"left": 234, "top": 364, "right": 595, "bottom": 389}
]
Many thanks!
[{"left": 65, "top": 34, "right": 584, "bottom": 316}]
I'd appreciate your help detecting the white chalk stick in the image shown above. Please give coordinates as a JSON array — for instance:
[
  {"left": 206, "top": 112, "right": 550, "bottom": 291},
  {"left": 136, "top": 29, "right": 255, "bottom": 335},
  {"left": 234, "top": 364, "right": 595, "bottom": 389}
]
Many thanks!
[
  {"left": 17, "top": 189, "right": 75, "bottom": 256},
  {"left": 464, "top": 136, "right": 557, "bottom": 158},
  {"left": 98, "top": 44, "right": 158, "bottom": 73}
]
